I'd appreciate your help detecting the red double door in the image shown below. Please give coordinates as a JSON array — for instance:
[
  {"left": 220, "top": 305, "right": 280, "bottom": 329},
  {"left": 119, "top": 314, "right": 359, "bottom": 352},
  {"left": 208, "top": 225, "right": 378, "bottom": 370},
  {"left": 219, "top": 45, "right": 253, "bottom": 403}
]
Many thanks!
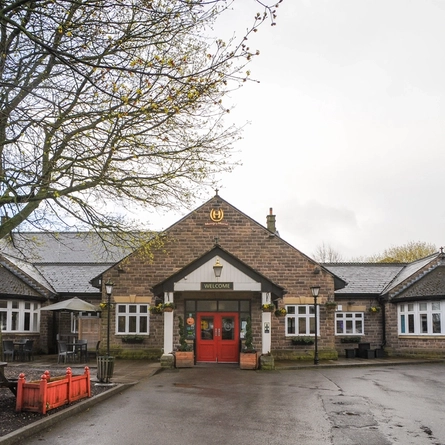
[{"left": 196, "top": 313, "right": 239, "bottom": 363}]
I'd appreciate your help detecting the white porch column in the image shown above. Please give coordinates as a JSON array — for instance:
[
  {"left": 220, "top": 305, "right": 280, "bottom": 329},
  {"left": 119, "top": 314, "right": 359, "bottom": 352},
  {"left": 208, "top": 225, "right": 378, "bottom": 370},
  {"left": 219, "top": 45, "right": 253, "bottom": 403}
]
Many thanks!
[
  {"left": 262, "top": 292, "right": 272, "bottom": 354},
  {"left": 163, "top": 292, "right": 174, "bottom": 354}
]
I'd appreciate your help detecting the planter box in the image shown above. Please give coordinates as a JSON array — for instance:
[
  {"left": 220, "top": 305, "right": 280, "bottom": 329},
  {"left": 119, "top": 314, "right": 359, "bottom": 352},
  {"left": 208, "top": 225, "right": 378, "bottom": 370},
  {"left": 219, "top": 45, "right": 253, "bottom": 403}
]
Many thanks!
[
  {"left": 175, "top": 351, "right": 194, "bottom": 368},
  {"left": 375, "top": 349, "right": 385, "bottom": 358},
  {"left": 345, "top": 349, "right": 356, "bottom": 358},
  {"left": 357, "top": 349, "right": 375, "bottom": 359},
  {"left": 121, "top": 337, "right": 144, "bottom": 344},
  {"left": 16, "top": 367, "right": 91, "bottom": 415},
  {"left": 240, "top": 352, "right": 258, "bottom": 370}
]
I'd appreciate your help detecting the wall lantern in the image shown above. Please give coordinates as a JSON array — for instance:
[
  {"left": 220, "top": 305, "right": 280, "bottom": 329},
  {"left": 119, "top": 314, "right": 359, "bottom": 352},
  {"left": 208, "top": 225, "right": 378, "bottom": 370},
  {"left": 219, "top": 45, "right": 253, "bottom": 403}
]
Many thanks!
[{"left": 213, "top": 258, "right": 223, "bottom": 278}]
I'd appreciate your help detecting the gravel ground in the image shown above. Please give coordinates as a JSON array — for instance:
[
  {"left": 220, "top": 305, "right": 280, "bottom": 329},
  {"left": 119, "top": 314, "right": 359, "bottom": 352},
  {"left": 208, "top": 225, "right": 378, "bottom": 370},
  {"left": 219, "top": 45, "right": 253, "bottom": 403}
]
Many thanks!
[{"left": 1, "top": 366, "right": 111, "bottom": 437}]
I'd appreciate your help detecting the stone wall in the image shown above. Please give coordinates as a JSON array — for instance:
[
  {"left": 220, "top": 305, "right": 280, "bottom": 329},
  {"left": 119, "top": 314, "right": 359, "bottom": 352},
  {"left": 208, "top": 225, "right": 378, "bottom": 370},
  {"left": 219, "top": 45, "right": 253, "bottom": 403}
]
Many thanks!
[{"left": 100, "top": 196, "right": 337, "bottom": 357}]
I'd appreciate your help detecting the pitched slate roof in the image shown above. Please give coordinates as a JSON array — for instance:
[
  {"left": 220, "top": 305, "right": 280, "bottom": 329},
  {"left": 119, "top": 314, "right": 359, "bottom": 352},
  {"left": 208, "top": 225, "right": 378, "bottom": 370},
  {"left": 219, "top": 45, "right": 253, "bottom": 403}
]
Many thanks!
[
  {"left": 381, "top": 253, "right": 438, "bottom": 295},
  {"left": 0, "top": 232, "right": 131, "bottom": 263},
  {"left": 0, "top": 233, "right": 131, "bottom": 295},
  {"left": 325, "top": 252, "right": 444, "bottom": 298},
  {"left": 323, "top": 263, "right": 405, "bottom": 295}
]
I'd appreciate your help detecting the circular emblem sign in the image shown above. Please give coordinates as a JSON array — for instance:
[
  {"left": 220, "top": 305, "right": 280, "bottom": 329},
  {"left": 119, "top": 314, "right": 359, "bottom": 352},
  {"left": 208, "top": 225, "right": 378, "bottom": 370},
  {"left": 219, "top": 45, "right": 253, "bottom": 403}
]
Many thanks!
[{"left": 210, "top": 208, "right": 224, "bottom": 222}]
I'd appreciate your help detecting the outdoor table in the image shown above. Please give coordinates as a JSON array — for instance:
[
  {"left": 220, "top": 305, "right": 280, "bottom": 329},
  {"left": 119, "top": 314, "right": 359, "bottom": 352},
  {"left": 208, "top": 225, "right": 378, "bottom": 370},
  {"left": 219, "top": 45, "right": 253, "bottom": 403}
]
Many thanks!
[
  {"left": 0, "top": 361, "right": 17, "bottom": 396},
  {"left": 13, "top": 341, "right": 26, "bottom": 361},
  {"left": 67, "top": 342, "right": 88, "bottom": 363}
]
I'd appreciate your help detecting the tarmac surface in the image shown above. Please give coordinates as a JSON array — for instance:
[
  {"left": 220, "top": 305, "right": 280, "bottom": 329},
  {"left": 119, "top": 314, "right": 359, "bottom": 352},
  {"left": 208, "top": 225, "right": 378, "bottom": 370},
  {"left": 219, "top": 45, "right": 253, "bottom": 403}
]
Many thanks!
[{"left": 1, "top": 355, "right": 443, "bottom": 445}]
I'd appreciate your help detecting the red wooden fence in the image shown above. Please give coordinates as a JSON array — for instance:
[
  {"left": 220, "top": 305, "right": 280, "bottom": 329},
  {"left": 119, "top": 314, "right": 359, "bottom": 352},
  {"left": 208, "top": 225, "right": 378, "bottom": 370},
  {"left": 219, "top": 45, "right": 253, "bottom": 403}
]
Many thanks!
[{"left": 15, "top": 367, "right": 91, "bottom": 414}]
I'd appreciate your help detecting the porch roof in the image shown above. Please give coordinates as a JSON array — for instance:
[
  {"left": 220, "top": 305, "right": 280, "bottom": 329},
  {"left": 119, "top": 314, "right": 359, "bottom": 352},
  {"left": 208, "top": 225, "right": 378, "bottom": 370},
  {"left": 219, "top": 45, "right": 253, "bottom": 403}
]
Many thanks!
[{"left": 152, "top": 245, "right": 286, "bottom": 297}]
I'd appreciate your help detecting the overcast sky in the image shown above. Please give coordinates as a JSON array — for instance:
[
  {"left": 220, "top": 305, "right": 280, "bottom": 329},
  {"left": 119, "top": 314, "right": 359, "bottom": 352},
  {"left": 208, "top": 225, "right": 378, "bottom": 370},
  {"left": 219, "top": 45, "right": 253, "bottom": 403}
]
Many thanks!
[{"left": 147, "top": 0, "right": 445, "bottom": 261}]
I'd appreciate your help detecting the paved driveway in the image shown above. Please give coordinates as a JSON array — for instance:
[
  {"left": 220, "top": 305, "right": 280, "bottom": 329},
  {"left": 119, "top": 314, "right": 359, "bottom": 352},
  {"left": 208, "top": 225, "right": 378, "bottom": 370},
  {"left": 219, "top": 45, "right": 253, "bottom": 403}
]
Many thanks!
[{"left": 21, "top": 363, "right": 445, "bottom": 445}]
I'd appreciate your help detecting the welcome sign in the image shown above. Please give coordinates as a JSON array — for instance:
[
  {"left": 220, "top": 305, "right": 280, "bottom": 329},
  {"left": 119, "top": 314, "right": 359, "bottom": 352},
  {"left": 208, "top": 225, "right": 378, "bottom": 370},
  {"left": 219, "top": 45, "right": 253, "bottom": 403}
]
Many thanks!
[{"left": 201, "top": 282, "right": 233, "bottom": 290}]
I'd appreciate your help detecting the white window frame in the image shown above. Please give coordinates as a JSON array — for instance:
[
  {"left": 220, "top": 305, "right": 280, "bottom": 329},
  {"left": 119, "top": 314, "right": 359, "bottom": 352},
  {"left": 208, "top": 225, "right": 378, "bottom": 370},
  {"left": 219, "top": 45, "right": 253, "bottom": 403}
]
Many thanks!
[
  {"left": 399, "top": 301, "right": 444, "bottom": 335},
  {"left": 335, "top": 312, "right": 364, "bottom": 335},
  {"left": 0, "top": 299, "right": 40, "bottom": 333},
  {"left": 116, "top": 304, "right": 149, "bottom": 335},
  {"left": 285, "top": 305, "right": 318, "bottom": 336}
]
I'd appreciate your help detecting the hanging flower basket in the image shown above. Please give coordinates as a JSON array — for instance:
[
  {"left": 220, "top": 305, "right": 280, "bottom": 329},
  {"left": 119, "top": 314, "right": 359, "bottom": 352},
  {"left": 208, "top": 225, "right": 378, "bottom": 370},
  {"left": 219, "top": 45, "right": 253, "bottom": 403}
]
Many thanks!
[
  {"left": 149, "top": 304, "right": 163, "bottom": 314},
  {"left": 162, "top": 303, "right": 175, "bottom": 312},
  {"left": 99, "top": 302, "right": 113, "bottom": 310},
  {"left": 274, "top": 308, "right": 287, "bottom": 317},
  {"left": 325, "top": 301, "right": 337, "bottom": 310},
  {"left": 261, "top": 303, "right": 275, "bottom": 312},
  {"left": 369, "top": 306, "right": 380, "bottom": 313}
]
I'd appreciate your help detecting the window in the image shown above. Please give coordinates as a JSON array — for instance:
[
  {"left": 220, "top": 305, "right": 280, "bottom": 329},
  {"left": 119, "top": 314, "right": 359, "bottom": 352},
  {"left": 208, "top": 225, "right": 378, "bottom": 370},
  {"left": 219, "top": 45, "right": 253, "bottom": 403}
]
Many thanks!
[
  {"left": 285, "top": 305, "right": 318, "bottom": 336},
  {"left": 0, "top": 299, "right": 40, "bottom": 332},
  {"left": 335, "top": 312, "right": 364, "bottom": 335},
  {"left": 399, "top": 301, "right": 444, "bottom": 335},
  {"left": 116, "top": 304, "right": 149, "bottom": 335}
]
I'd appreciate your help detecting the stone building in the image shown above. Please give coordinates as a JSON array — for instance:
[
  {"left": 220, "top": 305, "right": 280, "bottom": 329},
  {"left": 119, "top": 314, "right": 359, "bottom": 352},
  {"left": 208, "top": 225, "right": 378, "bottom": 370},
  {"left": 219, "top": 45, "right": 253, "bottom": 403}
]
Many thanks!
[{"left": 1, "top": 193, "right": 444, "bottom": 364}]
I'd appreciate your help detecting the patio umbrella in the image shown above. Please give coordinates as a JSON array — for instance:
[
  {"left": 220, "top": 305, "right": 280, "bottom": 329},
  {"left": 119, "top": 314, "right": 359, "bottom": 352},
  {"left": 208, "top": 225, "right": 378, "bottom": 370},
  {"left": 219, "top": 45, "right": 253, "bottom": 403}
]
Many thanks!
[{"left": 41, "top": 297, "right": 100, "bottom": 312}]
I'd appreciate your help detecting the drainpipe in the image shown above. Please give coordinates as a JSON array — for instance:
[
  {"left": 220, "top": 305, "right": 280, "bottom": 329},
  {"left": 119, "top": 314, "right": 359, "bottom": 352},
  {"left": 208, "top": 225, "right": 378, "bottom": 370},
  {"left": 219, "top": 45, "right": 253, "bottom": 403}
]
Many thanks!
[{"left": 379, "top": 297, "right": 386, "bottom": 349}]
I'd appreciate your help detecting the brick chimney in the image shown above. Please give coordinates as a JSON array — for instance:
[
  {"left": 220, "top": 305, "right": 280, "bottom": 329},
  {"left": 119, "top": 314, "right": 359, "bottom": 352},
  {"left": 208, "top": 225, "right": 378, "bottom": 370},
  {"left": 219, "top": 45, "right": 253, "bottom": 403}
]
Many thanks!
[{"left": 266, "top": 208, "right": 277, "bottom": 234}]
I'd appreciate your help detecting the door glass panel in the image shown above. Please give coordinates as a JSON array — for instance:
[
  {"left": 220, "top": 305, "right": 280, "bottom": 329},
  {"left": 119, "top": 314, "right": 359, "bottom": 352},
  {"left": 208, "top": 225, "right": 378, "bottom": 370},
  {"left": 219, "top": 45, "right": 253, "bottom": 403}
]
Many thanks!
[
  {"left": 185, "top": 301, "right": 195, "bottom": 312},
  {"left": 240, "top": 301, "right": 250, "bottom": 312},
  {"left": 221, "top": 317, "right": 234, "bottom": 340},
  {"left": 200, "top": 317, "right": 214, "bottom": 340},
  {"left": 219, "top": 301, "right": 238, "bottom": 312},
  {"left": 197, "top": 301, "right": 217, "bottom": 311}
]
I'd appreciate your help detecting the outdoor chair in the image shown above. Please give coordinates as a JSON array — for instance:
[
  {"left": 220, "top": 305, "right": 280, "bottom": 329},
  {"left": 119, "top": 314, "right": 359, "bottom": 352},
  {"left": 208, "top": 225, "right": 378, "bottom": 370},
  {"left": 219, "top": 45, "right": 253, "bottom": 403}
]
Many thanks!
[
  {"left": 57, "top": 341, "right": 75, "bottom": 364},
  {"left": 2, "top": 340, "right": 15, "bottom": 362},
  {"left": 76, "top": 339, "right": 88, "bottom": 362},
  {"left": 88, "top": 340, "right": 100, "bottom": 361},
  {"left": 23, "top": 340, "right": 34, "bottom": 361}
]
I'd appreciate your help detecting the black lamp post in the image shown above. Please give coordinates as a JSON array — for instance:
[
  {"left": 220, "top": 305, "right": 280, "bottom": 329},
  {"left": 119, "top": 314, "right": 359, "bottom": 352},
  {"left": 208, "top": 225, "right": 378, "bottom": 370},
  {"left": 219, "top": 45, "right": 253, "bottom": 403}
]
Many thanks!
[
  {"left": 311, "top": 286, "right": 320, "bottom": 365},
  {"left": 105, "top": 280, "right": 114, "bottom": 357}
]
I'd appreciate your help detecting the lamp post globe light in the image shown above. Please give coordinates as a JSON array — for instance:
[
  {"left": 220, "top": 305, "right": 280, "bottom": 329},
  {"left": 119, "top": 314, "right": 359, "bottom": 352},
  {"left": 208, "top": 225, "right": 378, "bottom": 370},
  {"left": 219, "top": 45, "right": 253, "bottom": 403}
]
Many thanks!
[
  {"left": 311, "top": 286, "right": 320, "bottom": 365},
  {"left": 97, "top": 280, "right": 115, "bottom": 384},
  {"left": 105, "top": 280, "right": 114, "bottom": 357}
]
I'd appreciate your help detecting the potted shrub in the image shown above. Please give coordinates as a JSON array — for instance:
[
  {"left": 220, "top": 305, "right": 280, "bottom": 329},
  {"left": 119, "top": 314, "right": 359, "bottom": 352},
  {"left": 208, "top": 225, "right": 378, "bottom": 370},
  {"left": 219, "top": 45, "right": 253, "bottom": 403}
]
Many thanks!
[
  {"left": 240, "top": 317, "right": 258, "bottom": 369},
  {"left": 175, "top": 316, "right": 194, "bottom": 368}
]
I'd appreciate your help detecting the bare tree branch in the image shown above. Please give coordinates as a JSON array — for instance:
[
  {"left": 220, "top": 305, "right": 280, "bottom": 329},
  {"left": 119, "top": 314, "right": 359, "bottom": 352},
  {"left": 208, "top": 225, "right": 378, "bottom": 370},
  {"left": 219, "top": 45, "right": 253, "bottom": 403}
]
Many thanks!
[{"left": 0, "top": 0, "right": 282, "bottom": 245}]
